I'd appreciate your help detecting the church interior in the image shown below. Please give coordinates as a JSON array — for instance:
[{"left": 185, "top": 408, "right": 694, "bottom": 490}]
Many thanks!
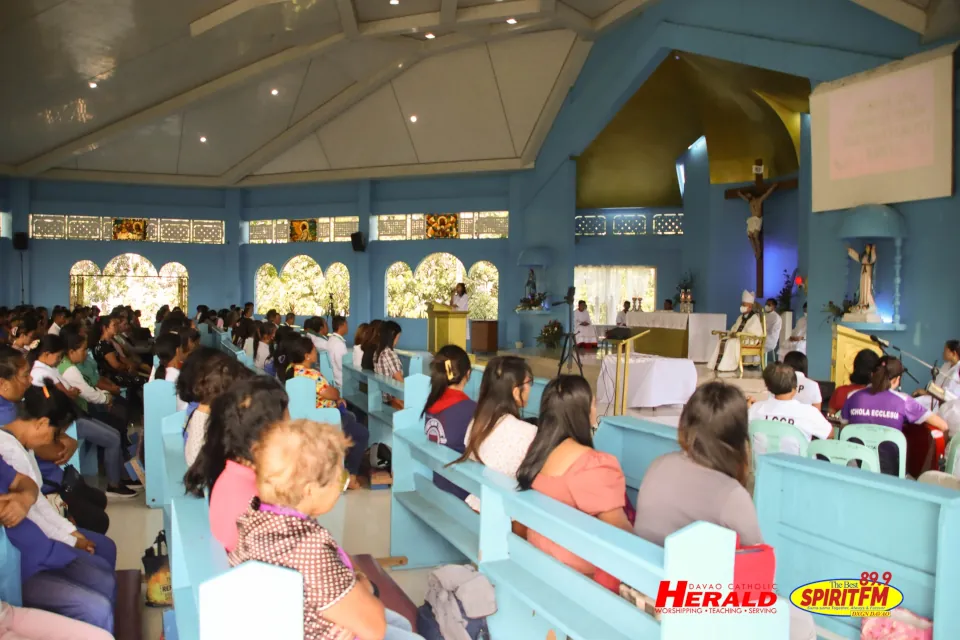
[{"left": 1, "top": 0, "right": 959, "bottom": 638}]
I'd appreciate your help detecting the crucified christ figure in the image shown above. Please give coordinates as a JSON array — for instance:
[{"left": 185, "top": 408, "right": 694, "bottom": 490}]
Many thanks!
[{"left": 739, "top": 184, "right": 777, "bottom": 259}]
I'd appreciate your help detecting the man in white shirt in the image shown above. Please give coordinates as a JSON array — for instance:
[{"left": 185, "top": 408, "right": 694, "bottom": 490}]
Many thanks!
[
  {"left": 574, "top": 300, "right": 597, "bottom": 346},
  {"left": 306, "top": 317, "right": 329, "bottom": 353},
  {"left": 47, "top": 308, "right": 66, "bottom": 336},
  {"left": 763, "top": 298, "right": 781, "bottom": 364},
  {"left": 749, "top": 363, "right": 832, "bottom": 445},
  {"left": 782, "top": 350, "right": 822, "bottom": 408},
  {"left": 782, "top": 302, "right": 808, "bottom": 358},
  {"left": 327, "top": 315, "right": 349, "bottom": 388},
  {"left": 615, "top": 301, "right": 631, "bottom": 327}
]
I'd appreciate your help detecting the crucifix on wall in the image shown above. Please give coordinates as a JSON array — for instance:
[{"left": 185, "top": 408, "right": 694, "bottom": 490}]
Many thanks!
[{"left": 724, "top": 159, "right": 798, "bottom": 297}]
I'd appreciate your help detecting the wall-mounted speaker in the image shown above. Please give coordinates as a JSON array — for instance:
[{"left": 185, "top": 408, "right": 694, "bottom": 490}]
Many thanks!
[
  {"left": 350, "top": 231, "right": 366, "bottom": 252},
  {"left": 12, "top": 232, "right": 28, "bottom": 251}
]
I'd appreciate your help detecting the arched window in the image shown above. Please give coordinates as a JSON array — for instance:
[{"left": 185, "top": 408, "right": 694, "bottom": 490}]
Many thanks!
[
  {"left": 466, "top": 261, "right": 499, "bottom": 320},
  {"left": 386, "top": 262, "right": 416, "bottom": 318},
  {"left": 387, "top": 253, "right": 466, "bottom": 319},
  {"left": 69, "top": 260, "right": 100, "bottom": 310},
  {"left": 72, "top": 253, "right": 189, "bottom": 323},
  {"left": 255, "top": 256, "right": 345, "bottom": 316},
  {"left": 325, "top": 262, "right": 350, "bottom": 316}
]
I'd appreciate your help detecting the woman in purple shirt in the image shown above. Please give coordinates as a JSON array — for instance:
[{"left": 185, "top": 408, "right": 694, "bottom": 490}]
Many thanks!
[{"left": 842, "top": 356, "right": 948, "bottom": 476}]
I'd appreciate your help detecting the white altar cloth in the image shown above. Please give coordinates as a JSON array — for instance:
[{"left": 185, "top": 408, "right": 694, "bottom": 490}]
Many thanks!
[
  {"left": 596, "top": 354, "right": 698, "bottom": 409},
  {"left": 621, "top": 312, "right": 727, "bottom": 362}
]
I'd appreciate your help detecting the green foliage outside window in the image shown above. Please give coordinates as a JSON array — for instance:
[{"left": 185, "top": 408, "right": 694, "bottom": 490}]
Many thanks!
[
  {"left": 385, "top": 253, "right": 499, "bottom": 321},
  {"left": 255, "top": 256, "right": 350, "bottom": 316},
  {"left": 70, "top": 254, "right": 188, "bottom": 323}
]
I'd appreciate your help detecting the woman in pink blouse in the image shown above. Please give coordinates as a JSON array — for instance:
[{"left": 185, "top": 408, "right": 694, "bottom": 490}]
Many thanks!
[
  {"left": 516, "top": 375, "right": 632, "bottom": 591},
  {"left": 183, "top": 377, "right": 289, "bottom": 553}
]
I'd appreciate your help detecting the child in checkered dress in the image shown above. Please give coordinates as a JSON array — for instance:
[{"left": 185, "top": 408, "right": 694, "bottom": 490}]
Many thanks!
[{"left": 229, "top": 419, "right": 423, "bottom": 640}]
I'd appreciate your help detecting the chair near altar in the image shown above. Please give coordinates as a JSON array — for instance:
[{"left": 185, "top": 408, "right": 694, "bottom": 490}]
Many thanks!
[{"left": 710, "top": 305, "right": 767, "bottom": 377}]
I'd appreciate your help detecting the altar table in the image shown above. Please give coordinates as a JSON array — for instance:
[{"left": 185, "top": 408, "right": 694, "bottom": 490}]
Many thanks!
[
  {"left": 596, "top": 354, "right": 698, "bottom": 410},
  {"left": 620, "top": 311, "right": 727, "bottom": 362}
]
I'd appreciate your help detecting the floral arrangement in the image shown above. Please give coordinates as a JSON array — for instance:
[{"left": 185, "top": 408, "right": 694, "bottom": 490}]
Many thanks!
[
  {"left": 426, "top": 214, "right": 459, "bottom": 238},
  {"left": 776, "top": 268, "right": 800, "bottom": 312},
  {"left": 822, "top": 298, "right": 856, "bottom": 322},
  {"left": 112, "top": 218, "right": 147, "bottom": 241},
  {"left": 537, "top": 320, "right": 563, "bottom": 349},
  {"left": 673, "top": 271, "right": 695, "bottom": 305},
  {"left": 516, "top": 291, "right": 548, "bottom": 312}
]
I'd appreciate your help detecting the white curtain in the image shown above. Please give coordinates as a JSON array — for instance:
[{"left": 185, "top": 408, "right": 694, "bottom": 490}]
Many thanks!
[{"left": 574, "top": 266, "right": 656, "bottom": 324}]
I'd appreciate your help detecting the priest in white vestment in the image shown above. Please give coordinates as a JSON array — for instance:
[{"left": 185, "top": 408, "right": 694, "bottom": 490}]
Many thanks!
[
  {"left": 574, "top": 300, "right": 598, "bottom": 346},
  {"left": 707, "top": 291, "right": 764, "bottom": 372},
  {"left": 781, "top": 302, "right": 808, "bottom": 359}
]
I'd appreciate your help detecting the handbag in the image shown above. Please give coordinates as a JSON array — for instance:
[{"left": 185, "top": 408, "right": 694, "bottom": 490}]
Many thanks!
[{"left": 142, "top": 530, "right": 172, "bottom": 607}]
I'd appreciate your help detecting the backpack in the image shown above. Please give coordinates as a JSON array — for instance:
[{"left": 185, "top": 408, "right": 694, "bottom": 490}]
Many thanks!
[{"left": 415, "top": 602, "right": 489, "bottom": 640}]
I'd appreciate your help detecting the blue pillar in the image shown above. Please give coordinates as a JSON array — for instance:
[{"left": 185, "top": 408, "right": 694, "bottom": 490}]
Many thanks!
[
  {"left": 505, "top": 174, "right": 524, "bottom": 347},
  {"left": 223, "top": 190, "right": 242, "bottom": 309},
  {"left": 354, "top": 180, "right": 372, "bottom": 324}
]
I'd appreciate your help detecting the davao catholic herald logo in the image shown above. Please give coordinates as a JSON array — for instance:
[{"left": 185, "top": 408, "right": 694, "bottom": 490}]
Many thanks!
[{"left": 790, "top": 572, "right": 904, "bottom": 618}]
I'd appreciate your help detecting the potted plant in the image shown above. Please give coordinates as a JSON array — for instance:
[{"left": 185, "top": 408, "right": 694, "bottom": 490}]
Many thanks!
[
  {"left": 536, "top": 320, "right": 563, "bottom": 349},
  {"left": 516, "top": 291, "right": 549, "bottom": 312}
]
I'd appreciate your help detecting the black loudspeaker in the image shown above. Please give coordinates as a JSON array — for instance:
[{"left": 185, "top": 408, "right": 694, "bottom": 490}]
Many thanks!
[
  {"left": 12, "top": 232, "right": 28, "bottom": 251},
  {"left": 350, "top": 231, "right": 366, "bottom": 252}
]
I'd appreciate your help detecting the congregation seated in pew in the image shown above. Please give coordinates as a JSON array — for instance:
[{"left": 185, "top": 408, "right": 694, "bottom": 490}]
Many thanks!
[
  {"left": 230, "top": 418, "right": 424, "bottom": 640},
  {"left": 781, "top": 351, "right": 821, "bottom": 408},
  {"left": 183, "top": 377, "right": 290, "bottom": 553},
  {"left": 451, "top": 355, "right": 536, "bottom": 512},
  {"left": 373, "top": 321, "right": 405, "bottom": 409},
  {"left": 422, "top": 345, "right": 475, "bottom": 500},
  {"left": 748, "top": 362, "right": 833, "bottom": 445},
  {"left": 841, "top": 355, "right": 948, "bottom": 476},
  {"left": 326, "top": 315, "right": 350, "bottom": 389},
  {"left": 275, "top": 335, "right": 369, "bottom": 488},
  {"left": 361, "top": 320, "right": 383, "bottom": 372}
]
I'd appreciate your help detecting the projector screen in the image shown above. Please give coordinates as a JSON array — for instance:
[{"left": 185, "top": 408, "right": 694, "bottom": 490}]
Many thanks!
[{"left": 811, "top": 44, "right": 956, "bottom": 213}]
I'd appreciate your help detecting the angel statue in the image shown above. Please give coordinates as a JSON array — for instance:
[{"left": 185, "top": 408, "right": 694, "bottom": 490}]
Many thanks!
[{"left": 847, "top": 243, "right": 877, "bottom": 313}]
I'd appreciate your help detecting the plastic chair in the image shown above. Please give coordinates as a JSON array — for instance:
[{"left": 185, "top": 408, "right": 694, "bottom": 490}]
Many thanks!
[
  {"left": 807, "top": 440, "right": 880, "bottom": 473},
  {"left": 918, "top": 470, "right": 960, "bottom": 490},
  {"left": 840, "top": 423, "right": 908, "bottom": 478},
  {"left": 945, "top": 435, "right": 960, "bottom": 476},
  {"left": 749, "top": 419, "right": 809, "bottom": 467}
]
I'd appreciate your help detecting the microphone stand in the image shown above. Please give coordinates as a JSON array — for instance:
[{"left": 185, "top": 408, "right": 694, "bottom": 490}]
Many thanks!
[{"left": 872, "top": 338, "right": 933, "bottom": 387}]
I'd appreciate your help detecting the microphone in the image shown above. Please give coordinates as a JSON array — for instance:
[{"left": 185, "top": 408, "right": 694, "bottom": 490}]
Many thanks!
[{"left": 870, "top": 335, "right": 891, "bottom": 348}]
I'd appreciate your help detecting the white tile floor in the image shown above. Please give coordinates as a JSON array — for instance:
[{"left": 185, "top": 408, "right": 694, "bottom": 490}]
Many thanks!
[{"left": 106, "top": 487, "right": 431, "bottom": 639}]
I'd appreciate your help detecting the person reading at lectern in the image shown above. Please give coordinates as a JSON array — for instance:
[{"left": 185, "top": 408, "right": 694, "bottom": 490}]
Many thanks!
[
  {"left": 707, "top": 291, "right": 763, "bottom": 373},
  {"left": 450, "top": 283, "right": 469, "bottom": 312},
  {"left": 615, "top": 301, "right": 631, "bottom": 327},
  {"left": 913, "top": 339, "right": 960, "bottom": 411},
  {"left": 574, "top": 301, "right": 598, "bottom": 347}
]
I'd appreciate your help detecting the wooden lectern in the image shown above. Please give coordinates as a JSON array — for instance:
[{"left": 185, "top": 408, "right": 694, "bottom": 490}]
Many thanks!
[{"left": 426, "top": 302, "right": 469, "bottom": 353}]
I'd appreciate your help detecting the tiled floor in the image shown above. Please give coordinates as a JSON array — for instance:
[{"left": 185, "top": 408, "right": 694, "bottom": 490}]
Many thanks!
[{"left": 106, "top": 487, "right": 431, "bottom": 639}]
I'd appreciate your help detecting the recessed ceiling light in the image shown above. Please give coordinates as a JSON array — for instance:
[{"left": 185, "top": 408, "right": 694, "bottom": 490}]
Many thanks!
[
  {"left": 506, "top": 18, "right": 517, "bottom": 24},
  {"left": 409, "top": 115, "right": 418, "bottom": 123},
  {"left": 200, "top": 136, "right": 207, "bottom": 143},
  {"left": 88, "top": 81, "right": 98, "bottom": 89},
  {"left": 425, "top": 33, "right": 435, "bottom": 39},
  {"left": 398, "top": 63, "right": 403, "bottom": 68},
  {"left": 271, "top": 88, "right": 279, "bottom": 96},
  {"left": 390, "top": 0, "right": 399, "bottom": 4}
]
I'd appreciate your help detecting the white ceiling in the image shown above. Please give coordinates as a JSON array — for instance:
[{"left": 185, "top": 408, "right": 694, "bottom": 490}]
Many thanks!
[{"left": 0, "top": 0, "right": 656, "bottom": 186}]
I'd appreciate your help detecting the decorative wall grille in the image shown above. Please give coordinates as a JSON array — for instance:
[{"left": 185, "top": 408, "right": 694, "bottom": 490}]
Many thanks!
[
  {"left": 374, "top": 212, "right": 508, "bottom": 241},
  {"left": 574, "top": 212, "right": 683, "bottom": 237},
  {"left": 29, "top": 214, "right": 225, "bottom": 244},
  {"left": 246, "top": 217, "right": 359, "bottom": 244}
]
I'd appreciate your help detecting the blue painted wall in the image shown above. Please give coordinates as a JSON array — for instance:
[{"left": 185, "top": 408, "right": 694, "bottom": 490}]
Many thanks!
[{"left": 1, "top": 0, "right": 952, "bottom": 384}]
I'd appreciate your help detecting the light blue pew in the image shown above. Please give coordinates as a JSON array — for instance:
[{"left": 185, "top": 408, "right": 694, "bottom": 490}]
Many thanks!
[
  {"left": 755, "top": 453, "right": 960, "bottom": 640},
  {"left": 0, "top": 527, "right": 20, "bottom": 606},
  {"left": 341, "top": 366, "right": 429, "bottom": 447},
  {"left": 63, "top": 421, "right": 98, "bottom": 476},
  {"left": 594, "top": 416, "right": 682, "bottom": 502},
  {"left": 145, "top": 379, "right": 178, "bottom": 508},
  {"left": 391, "top": 411, "right": 789, "bottom": 638},
  {"left": 218, "top": 336, "right": 259, "bottom": 372},
  {"left": 395, "top": 349, "right": 430, "bottom": 377},
  {"left": 159, "top": 414, "right": 302, "bottom": 640},
  {"left": 316, "top": 351, "right": 335, "bottom": 387}
]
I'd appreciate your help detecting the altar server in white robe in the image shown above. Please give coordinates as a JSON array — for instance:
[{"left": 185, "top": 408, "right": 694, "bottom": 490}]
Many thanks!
[
  {"left": 574, "top": 300, "right": 598, "bottom": 346},
  {"left": 764, "top": 298, "right": 782, "bottom": 364},
  {"left": 615, "top": 301, "right": 631, "bottom": 327},
  {"left": 781, "top": 302, "right": 808, "bottom": 359},
  {"left": 707, "top": 290, "right": 764, "bottom": 372},
  {"left": 914, "top": 340, "right": 960, "bottom": 411}
]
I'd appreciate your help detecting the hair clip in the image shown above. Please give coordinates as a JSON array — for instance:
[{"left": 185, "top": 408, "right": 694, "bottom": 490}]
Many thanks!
[
  {"left": 445, "top": 359, "right": 455, "bottom": 381},
  {"left": 42, "top": 385, "right": 50, "bottom": 398}
]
